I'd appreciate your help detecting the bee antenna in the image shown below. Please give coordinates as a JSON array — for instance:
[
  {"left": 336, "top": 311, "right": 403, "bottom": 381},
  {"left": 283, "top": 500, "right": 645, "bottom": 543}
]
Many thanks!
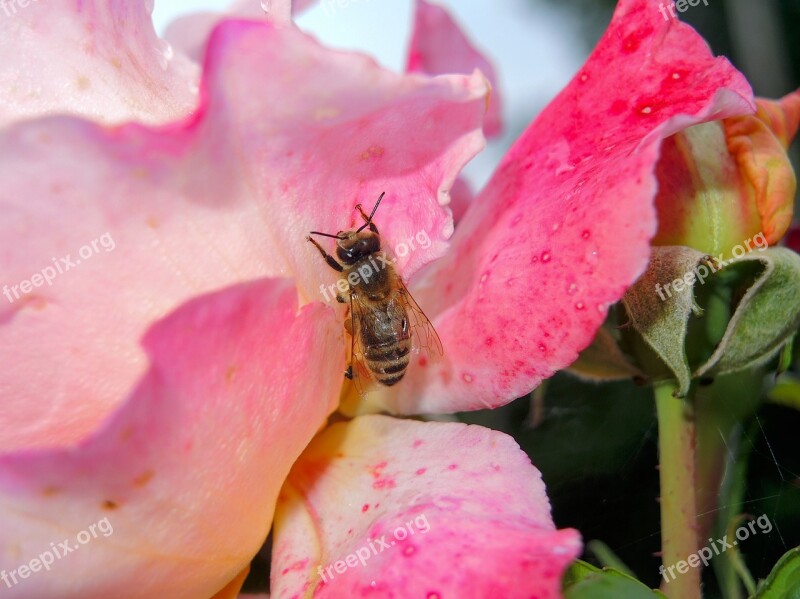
[
  {"left": 356, "top": 191, "right": 385, "bottom": 233},
  {"left": 309, "top": 231, "right": 346, "bottom": 240}
]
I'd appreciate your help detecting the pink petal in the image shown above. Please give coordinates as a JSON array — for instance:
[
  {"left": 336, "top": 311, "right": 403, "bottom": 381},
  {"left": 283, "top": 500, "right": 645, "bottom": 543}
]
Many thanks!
[
  {"left": 165, "top": 0, "right": 316, "bottom": 62},
  {"left": 379, "top": 0, "right": 755, "bottom": 413},
  {"left": 0, "top": 279, "right": 342, "bottom": 599},
  {"left": 0, "top": 21, "right": 486, "bottom": 449},
  {"left": 407, "top": 0, "right": 503, "bottom": 137},
  {"left": 271, "top": 416, "right": 580, "bottom": 598},
  {"left": 0, "top": 0, "right": 198, "bottom": 126}
]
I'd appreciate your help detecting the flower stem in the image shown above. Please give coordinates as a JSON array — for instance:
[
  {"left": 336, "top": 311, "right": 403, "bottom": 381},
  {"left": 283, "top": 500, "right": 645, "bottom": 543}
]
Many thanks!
[{"left": 656, "top": 381, "right": 701, "bottom": 599}]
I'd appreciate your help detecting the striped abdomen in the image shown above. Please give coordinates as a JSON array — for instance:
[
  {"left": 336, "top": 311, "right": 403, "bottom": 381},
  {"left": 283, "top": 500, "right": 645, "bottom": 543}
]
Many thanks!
[{"left": 364, "top": 338, "right": 412, "bottom": 386}]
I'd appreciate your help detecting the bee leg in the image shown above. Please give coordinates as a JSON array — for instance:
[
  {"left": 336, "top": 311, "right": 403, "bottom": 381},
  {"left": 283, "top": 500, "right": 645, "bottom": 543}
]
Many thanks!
[
  {"left": 354, "top": 204, "right": 379, "bottom": 234},
  {"left": 344, "top": 298, "right": 357, "bottom": 381},
  {"left": 306, "top": 236, "right": 343, "bottom": 272},
  {"left": 336, "top": 294, "right": 347, "bottom": 303}
]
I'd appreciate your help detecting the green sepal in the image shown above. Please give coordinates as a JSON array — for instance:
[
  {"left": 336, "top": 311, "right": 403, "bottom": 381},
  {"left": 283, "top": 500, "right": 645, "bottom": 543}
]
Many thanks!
[
  {"left": 621, "top": 246, "right": 706, "bottom": 396},
  {"left": 694, "top": 248, "right": 800, "bottom": 378}
]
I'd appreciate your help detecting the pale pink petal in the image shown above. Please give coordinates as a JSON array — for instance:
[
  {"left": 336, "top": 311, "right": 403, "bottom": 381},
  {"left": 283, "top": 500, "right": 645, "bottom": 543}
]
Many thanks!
[
  {"left": 272, "top": 416, "right": 580, "bottom": 598},
  {"left": 165, "top": 0, "right": 315, "bottom": 62},
  {"left": 0, "top": 279, "right": 342, "bottom": 599},
  {"left": 0, "top": 21, "right": 485, "bottom": 449},
  {"left": 374, "top": 0, "right": 755, "bottom": 413},
  {"left": 0, "top": 0, "right": 198, "bottom": 126},
  {"left": 407, "top": 0, "right": 503, "bottom": 137},
  {"left": 448, "top": 177, "right": 474, "bottom": 224}
]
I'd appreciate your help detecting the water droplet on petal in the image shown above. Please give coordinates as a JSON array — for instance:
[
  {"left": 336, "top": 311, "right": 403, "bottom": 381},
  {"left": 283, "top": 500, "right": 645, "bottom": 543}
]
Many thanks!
[
  {"left": 575, "top": 301, "right": 586, "bottom": 310},
  {"left": 581, "top": 230, "right": 591, "bottom": 239},
  {"left": 462, "top": 373, "right": 474, "bottom": 383},
  {"left": 567, "top": 283, "right": 578, "bottom": 295},
  {"left": 260, "top": 0, "right": 271, "bottom": 12},
  {"left": 541, "top": 251, "right": 551, "bottom": 263}
]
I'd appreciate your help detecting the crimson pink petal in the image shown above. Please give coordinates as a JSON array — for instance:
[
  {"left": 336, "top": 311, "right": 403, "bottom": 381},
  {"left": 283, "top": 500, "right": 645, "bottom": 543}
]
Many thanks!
[
  {"left": 0, "top": 0, "right": 197, "bottom": 126},
  {"left": 271, "top": 415, "right": 580, "bottom": 598},
  {"left": 0, "top": 279, "right": 342, "bottom": 599},
  {"left": 407, "top": 0, "right": 503, "bottom": 137},
  {"left": 380, "top": 0, "right": 755, "bottom": 413}
]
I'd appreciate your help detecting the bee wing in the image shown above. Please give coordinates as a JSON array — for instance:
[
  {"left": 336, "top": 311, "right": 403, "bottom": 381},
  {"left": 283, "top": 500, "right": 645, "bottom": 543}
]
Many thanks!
[
  {"left": 396, "top": 279, "right": 444, "bottom": 363},
  {"left": 347, "top": 291, "right": 378, "bottom": 398}
]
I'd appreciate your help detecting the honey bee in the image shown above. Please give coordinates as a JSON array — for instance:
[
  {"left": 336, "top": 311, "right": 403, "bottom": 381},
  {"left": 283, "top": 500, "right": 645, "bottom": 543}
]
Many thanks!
[{"left": 307, "top": 192, "right": 443, "bottom": 394}]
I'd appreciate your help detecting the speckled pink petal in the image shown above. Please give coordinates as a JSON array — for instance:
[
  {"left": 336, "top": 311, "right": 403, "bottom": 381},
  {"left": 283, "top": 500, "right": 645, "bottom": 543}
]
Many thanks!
[
  {"left": 271, "top": 415, "right": 580, "bottom": 598},
  {"left": 0, "top": 21, "right": 486, "bottom": 449},
  {"left": 0, "top": 279, "right": 342, "bottom": 599},
  {"left": 407, "top": 0, "right": 502, "bottom": 137},
  {"left": 0, "top": 0, "right": 197, "bottom": 126},
  {"left": 368, "top": 0, "right": 755, "bottom": 414}
]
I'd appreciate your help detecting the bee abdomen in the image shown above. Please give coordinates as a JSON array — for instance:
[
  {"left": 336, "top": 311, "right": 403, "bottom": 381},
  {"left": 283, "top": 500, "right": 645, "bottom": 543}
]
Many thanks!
[{"left": 365, "top": 342, "right": 411, "bottom": 386}]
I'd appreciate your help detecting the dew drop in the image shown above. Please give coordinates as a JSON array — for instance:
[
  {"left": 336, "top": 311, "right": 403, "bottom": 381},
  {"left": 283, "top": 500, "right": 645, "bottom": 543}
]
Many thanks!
[
  {"left": 260, "top": 0, "right": 271, "bottom": 12},
  {"left": 538, "top": 344, "right": 547, "bottom": 352},
  {"left": 541, "top": 251, "right": 551, "bottom": 263},
  {"left": 462, "top": 373, "right": 474, "bottom": 383},
  {"left": 480, "top": 271, "right": 489, "bottom": 284},
  {"left": 581, "top": 230, "right": 591, "bottom": 239},
  {"left": 575, "top": 301, "right": 586, "bottom": 310},
  {"left": 567, "top": 283, "right": 578, "bottom": 295},
  {"left": 672, "top": 72, "right": 681, "bottom": 80},
  {"left": 580, "top": 73, "right": 589, "bottom": 82},
  {"left": 640, "top": 106, "right": 653, "bottom": 114}
]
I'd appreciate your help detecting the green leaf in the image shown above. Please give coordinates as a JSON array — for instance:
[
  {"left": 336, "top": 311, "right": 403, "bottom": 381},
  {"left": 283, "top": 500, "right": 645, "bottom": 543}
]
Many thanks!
[
  {"left": 695, "top": 248, "right": 800, "bottom": 378},
  {"left": 563, "top": 560, "right": 667, "bottom": 598},
  {"left": 751, "top": 547, "right": 800, "bottom": 598}
]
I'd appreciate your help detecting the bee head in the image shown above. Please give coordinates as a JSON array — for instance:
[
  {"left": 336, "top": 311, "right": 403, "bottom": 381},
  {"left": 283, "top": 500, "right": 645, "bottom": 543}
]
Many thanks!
[{"left": 336, "top": 230, "right": 380, "bottom": 264}]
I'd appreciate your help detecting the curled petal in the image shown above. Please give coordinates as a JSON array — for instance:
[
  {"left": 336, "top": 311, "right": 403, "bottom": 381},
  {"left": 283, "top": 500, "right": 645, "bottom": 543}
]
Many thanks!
[
  {"left": 199, "top": 21, "right": 487, "bottom": 298},
  {"left": 754, "top": 89, "right": 800, "bottom": 149},
  {"left": 724, "top": 109, "right": 796, "bottom": 245},
  {"left": 0, "top": 0, "right": 197, "bottom": 126},
  {"left": 0, "top": 279, "right": 342, "bottom": 599},
  {"left": 165, "top": 0, "right": 319, "bottom": 62},
  {"left": 372, "top": 0, "right": 754, "bottom": 413},
  {"left": 272, "top": 415, "right": 581, "bottom": 598},
  {"left": 407, "top": 0, "right": 503, "bottom": 137}
]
